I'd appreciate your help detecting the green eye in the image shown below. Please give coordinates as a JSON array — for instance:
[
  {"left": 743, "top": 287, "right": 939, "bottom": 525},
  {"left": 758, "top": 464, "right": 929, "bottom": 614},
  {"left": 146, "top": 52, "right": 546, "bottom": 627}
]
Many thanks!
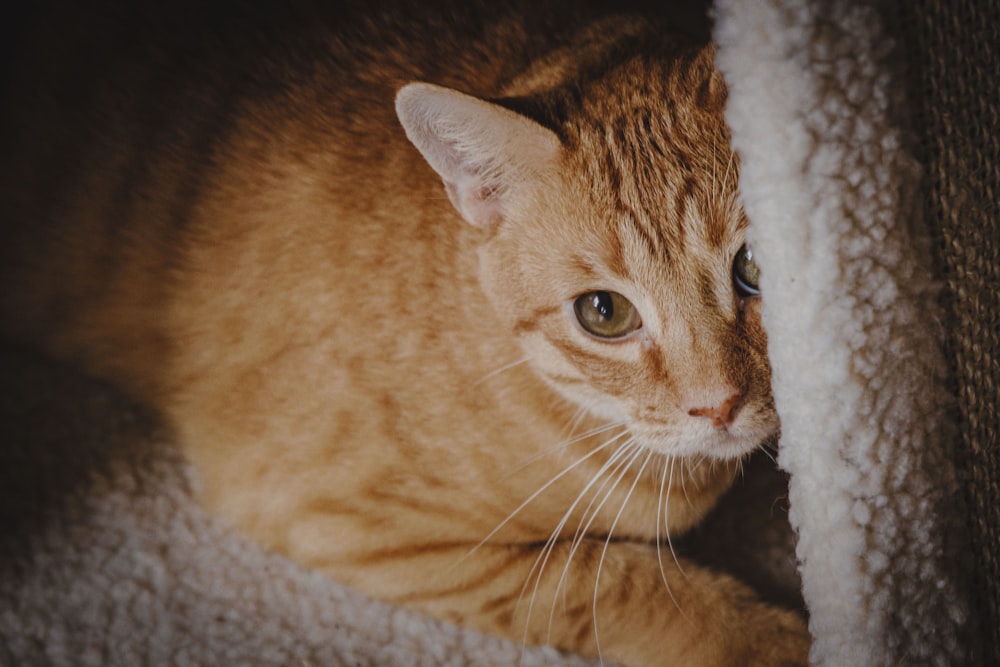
[
  {"left": 573, "top": 290, "right": 642, "bottom": 339},
  {"left": 733, "top": 244, "right": 761, "bottom": 297}
]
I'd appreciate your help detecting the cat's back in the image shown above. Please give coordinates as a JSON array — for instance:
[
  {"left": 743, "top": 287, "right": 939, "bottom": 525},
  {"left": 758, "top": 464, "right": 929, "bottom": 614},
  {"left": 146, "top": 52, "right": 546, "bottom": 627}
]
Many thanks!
[{"left": 0, "top": 0, "right": 574, "bottom": 396}]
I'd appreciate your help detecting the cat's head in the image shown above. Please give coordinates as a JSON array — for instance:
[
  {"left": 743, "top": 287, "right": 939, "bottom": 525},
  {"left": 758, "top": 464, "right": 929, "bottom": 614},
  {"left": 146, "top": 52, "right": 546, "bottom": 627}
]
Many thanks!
[{"left": 396, "top": 44, "right": 777, "bottom": 462}]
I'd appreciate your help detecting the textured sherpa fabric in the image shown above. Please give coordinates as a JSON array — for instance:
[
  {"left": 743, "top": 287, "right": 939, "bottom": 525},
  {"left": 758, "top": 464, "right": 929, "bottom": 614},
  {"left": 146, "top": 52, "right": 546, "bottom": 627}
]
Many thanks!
[{"left": 714, "top": 0, "right": 976, "bottom": 664}]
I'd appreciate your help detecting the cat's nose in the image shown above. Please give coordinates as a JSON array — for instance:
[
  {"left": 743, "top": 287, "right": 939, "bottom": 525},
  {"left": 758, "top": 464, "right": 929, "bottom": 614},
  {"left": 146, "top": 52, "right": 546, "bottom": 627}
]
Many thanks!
[{"left": 687, "top": 392, "right": 744, "bottom": 429}]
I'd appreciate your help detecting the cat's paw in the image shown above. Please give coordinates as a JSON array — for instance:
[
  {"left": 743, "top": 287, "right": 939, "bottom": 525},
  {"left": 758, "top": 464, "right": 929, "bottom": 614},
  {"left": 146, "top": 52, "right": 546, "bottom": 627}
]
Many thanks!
[{"left": 741, "top": 609, "right": 811, "bottom": 667}]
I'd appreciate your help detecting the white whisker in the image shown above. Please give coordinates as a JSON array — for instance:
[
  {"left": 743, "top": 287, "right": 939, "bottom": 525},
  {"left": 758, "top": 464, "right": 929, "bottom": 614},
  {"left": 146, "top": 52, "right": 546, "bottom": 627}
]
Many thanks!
[
  {"left": 678, "top": 457, "right": 694, "bottom": 509},
  {"left": 566, "top": 443, "right": 638, "bottom": 549},
  {"left": 474, "top": 356, "right": 532, "bottom": 386},
  {"left": 533, "top": 438, "right": 635, "bottom": 595},
  {"left": 542, "top": 443, "right": 637, "bottom": 632},
  {"left": 500, "top": 420, "right": 628, "bottom": 480},
  {"left": 541, "top": 439, "right": 642, "bottom": 659},
  {"left": 655, "top": 455, "right": 689, "bottom": 619},
  {"left": 560, "top": 405, "right": 591, "bottom": 443},
  {"left": 655, "top": 456, "right": 673, "bottom": 586},
  {"left": 516, "top": 432, "right": 634, "bottom": 647},
  {"left": 663, "top": 456, "right": 687, "bottom": 578},
  {"left": 551, "top": 442, "right": 642, "bottom": 606},
  {"left": 463, "top": 428, "right": 628, "bottom": 562},
  {"left": 759, "top": 443, "right": 779, "bottom": 466},
  {"left": 592, "top": 447, "right": 655, "bottom": 661},
  {"left": 721, "top": 147, "right": 736, "bottom": 196}
]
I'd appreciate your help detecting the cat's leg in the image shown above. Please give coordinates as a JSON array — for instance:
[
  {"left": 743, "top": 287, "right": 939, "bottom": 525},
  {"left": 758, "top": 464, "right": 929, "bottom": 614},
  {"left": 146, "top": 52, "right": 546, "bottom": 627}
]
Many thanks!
[{"left": 350, "top": 538, "right": 810, "bottom": 666}]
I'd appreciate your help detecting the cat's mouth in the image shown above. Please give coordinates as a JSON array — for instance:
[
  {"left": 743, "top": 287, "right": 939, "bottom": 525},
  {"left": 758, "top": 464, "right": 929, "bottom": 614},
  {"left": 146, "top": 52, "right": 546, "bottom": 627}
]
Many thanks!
[{"left": 634, "top": 413, "right": 778, "bottom": 461}]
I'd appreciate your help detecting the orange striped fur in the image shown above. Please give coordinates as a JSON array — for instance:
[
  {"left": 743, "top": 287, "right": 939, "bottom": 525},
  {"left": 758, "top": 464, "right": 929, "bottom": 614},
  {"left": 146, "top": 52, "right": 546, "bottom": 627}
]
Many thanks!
[{"left": 0, "top": 2, "right": 808, "bottom": 664}]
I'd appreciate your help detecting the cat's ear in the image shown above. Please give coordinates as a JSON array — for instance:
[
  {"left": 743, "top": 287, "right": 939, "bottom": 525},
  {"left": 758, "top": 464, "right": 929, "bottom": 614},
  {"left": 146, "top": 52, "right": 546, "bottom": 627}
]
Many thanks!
[{"left": 395, "top": 82, "right": 560, "bottom": 227}]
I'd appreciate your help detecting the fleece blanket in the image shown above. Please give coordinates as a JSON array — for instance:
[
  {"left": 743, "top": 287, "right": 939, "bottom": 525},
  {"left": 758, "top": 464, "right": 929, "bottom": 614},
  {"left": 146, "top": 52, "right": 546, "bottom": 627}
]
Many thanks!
[{"left": 1, "top": 0, "right": 987, "bottom": 665}]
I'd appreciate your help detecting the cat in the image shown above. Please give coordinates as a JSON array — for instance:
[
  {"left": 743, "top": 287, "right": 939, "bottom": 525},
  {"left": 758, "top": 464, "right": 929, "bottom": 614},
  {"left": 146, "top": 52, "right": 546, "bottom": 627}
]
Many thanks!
[{"left": 0, "top": 1, "right": 809, "bottom": 664}]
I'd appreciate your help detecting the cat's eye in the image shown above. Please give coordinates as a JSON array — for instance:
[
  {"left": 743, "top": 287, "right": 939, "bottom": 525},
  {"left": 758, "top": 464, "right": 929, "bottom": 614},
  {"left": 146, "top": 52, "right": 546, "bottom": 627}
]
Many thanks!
[
  {"left": 732, "top": 244, "right": 761, "bottom": 297},
  {"left": 573, "top": 290, "right": 642, "bottom": 339}
]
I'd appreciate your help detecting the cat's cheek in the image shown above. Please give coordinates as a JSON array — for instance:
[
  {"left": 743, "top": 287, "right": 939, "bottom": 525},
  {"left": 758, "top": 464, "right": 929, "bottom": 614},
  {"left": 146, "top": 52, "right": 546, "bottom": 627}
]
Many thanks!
[
  {"left": 738, "top": 297, "right": 769, "bottom": 349},
  {"left": 535, "top": 364, "right": 629, "bottom": 424}
]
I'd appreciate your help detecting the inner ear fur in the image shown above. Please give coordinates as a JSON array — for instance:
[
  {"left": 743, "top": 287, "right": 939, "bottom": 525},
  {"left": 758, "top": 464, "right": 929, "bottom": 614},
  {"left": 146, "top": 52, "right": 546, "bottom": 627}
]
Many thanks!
[{"left": 395, "top": 82, "right": 560, "bottom": 227}]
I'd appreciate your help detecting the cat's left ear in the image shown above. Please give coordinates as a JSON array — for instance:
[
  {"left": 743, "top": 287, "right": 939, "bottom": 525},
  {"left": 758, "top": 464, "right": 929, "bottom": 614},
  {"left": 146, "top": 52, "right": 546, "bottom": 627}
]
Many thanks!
[{"left": 396, "top": 82, "right": 560, "bottom": 227}]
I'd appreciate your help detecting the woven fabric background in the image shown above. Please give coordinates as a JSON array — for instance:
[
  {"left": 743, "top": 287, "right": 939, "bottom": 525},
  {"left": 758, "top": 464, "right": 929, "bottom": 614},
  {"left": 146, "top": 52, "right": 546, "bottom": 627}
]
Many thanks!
[{"left": 889, "top": 0, "right": 1000, "bottom": 660}]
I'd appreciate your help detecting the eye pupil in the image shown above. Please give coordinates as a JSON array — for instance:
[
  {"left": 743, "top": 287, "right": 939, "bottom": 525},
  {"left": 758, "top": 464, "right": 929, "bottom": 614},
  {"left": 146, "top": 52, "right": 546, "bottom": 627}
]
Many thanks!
[{"left": 573, "top": 290, "right": 641, "bottom": 339}]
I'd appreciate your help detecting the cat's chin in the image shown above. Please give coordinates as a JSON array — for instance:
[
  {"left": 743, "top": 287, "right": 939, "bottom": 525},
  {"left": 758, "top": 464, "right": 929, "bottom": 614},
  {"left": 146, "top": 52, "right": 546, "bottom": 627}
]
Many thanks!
[{"left": 637, "top": 424, "right": 774, "bottom": 462}]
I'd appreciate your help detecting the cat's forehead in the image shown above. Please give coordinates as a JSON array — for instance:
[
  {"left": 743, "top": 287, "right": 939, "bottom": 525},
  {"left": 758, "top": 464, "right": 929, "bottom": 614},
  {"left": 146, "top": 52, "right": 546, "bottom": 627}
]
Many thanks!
[
  {"left": 552, "top": 51, "right": 742, "bottom": 277},
  {"left": 568, "top": 44, "right": 726, "bottom": 138}
]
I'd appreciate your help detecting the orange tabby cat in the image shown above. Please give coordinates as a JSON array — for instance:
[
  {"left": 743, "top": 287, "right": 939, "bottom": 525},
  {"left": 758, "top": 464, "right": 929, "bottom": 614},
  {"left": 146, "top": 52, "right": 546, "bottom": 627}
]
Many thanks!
[{"left": 0, "top": 1, "right": 809, "bottom": 664}]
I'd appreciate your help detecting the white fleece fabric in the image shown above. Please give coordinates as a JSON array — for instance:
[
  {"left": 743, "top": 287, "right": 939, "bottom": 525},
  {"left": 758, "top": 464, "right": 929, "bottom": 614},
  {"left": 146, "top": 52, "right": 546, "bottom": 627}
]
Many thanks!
[{"left": 714, "top": 1, "right": 970, "bottom": 665}]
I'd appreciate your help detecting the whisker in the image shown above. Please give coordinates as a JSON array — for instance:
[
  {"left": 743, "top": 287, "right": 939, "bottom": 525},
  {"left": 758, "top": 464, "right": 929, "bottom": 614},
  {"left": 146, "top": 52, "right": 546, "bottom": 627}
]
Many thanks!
[
  {"left": 592, "top": 447, "right": 655, "bottom": 660},
  {"left": 721, "top": 147, "right": 736, "bottom": 196},
  {"left": 528, "top": 440, "right": 639, "bottom": 645},
  {"left": 515, "top": 433, "right": 634, "bottom": 646},
  {"left": 463, "top": 428, "right": 628, "bottom": 562},
  {"left": 566, "top": 443, "right": 638, "bottom": 549},
  {"left": 758, "top": 443, "right": 779, "bottom": 466},
  {"left": 561, "top": 405, "right": 591, "bottom": 443},
  {"left": 538, "top": 440, "right": 642, "bottom": 658},
  {"left": 553, "top": 441, "right": 641, "bottom": 594},
  {"left": 541, "top": 439, "right": 635, "bottom": 585},
  {"left": 545, "top": 442, "right": 644, "bottom": 643},
  {"left": 663, "top": 456, "right": 687, "bottom": 578},
  {"left": 656, "top": 456, "right": 690, "bottom": 620},
  {"left": 474, "top": 356, "right": 532, "bottom": 386},
  {"left": 655, "top": 455, "right": 690, "bottom": 620},
  {"left": 562, "top": 442, "right": 636, "bottom": 556},
  {"left": 678, "top": 456, "right": 693, "bottom": 508},
  {"left": 529, "top": 433, "right": 634, "bottom": 564},
  {"left": 500, "top": 420, "right": 628, "bottom": 480}
]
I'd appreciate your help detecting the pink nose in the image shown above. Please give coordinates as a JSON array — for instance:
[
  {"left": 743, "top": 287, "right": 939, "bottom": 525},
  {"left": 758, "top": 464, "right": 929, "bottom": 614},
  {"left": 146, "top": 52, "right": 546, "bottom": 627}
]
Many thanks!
[{"left": 687, "top": 392, "right": 744, "bottom": 429}]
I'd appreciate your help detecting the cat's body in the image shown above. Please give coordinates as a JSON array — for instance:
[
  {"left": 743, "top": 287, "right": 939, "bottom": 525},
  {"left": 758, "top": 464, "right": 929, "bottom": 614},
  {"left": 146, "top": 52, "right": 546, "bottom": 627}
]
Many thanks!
[{"left": 0, "top": 2, "right": 808, "bottom": 664}]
